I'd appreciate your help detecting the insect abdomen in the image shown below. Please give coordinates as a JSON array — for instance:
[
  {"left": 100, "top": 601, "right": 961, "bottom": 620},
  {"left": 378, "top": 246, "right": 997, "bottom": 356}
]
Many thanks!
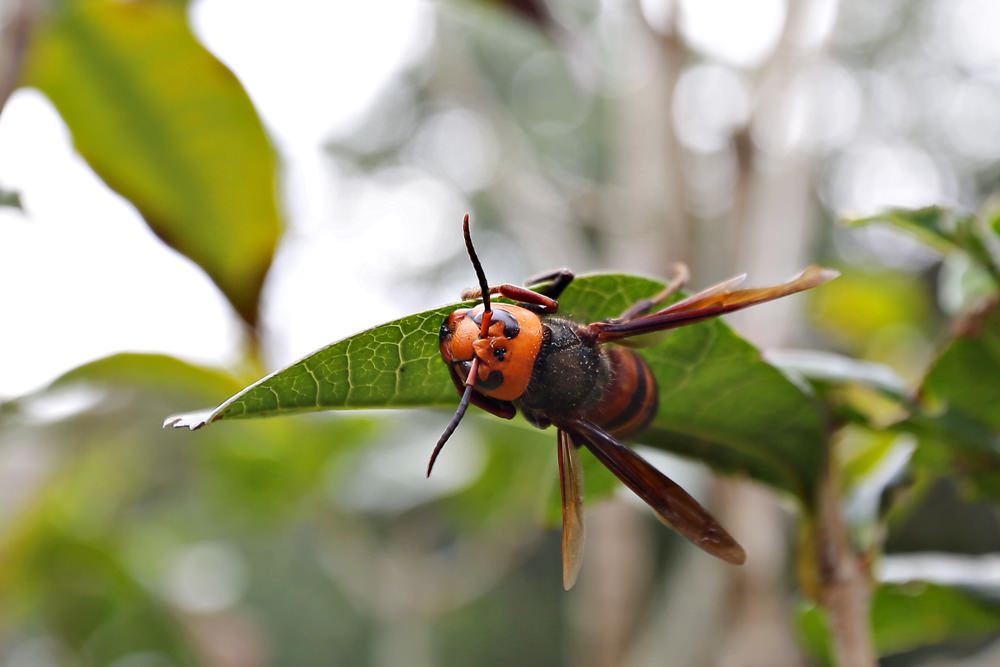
[{"left": 586, "top": 347, "right": 659, "bottom": 439}]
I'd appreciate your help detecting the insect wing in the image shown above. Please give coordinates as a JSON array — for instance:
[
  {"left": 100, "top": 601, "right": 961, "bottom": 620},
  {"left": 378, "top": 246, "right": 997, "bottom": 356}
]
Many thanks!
[
  {"left": 564, "top": 418, "right": 746, "bottom": 565},
  {"left": 594, "top": 266, "right": 838, "bottom": 341},
  {"left": 611, "top": 274, "right": 747, "bottom": 348},
  {"left": 660, "top": 272, "right": 747, "bottom": 312},
  {"left": 558, "top": 429, "right": 586, "bottom": 590}
]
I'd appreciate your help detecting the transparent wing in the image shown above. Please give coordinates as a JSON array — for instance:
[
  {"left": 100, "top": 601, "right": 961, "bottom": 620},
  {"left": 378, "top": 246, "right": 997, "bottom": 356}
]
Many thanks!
[
  {"left": 557, "top": 429, "right": 586, "bottom": 590},
  {"left": 593, "top": 266, "right": 838, "bottom": 342}
]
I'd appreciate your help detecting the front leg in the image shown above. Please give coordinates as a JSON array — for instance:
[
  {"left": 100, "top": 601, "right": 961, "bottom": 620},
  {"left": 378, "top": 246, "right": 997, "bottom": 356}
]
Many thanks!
[
  {"left": 461, "top": 270, "right": 574, "bottom": 314},
  {"left": 524, "top": 268, "right": 575, "bottom": 299}
]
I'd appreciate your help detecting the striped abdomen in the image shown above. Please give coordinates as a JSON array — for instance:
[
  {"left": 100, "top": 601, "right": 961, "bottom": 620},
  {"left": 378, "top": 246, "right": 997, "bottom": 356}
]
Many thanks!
[{"left": 586, "top": 347, "right": 659, "bottom": 439}]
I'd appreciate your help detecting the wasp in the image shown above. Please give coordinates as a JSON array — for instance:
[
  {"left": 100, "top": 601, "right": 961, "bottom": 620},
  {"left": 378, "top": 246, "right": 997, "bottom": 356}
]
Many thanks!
[{"left": 432, "top": 215, "right": 837, "bottom": 589}]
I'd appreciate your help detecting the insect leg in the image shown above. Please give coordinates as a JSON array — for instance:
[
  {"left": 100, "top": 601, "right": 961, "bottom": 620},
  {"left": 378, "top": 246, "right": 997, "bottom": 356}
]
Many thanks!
[
  {"left": 461, "top": 268, "right": 574, "bottom": 304},
  {"left": 557, "top": 428, "right": 586, "bottom": 590},
  {"left": 460, "top": 283, "right": 560, "bottom": 313},
  {"left": 498, "top": 284, "right": 559, "bottom": 312},
  {"left": 560, "top": 417, "right": 746, "bottom": 565},
  {"left": 523, "top": 268, "right": 575, "bottom": 299},
  {"left": 617, "top": 262, "right": 690, "bottom": 321}
]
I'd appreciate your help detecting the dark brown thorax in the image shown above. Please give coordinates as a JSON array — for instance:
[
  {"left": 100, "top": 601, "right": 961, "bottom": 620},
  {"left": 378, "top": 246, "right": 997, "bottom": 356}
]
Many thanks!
[{"left": 517, "top": 317, "right": 658, "bottom": 438}]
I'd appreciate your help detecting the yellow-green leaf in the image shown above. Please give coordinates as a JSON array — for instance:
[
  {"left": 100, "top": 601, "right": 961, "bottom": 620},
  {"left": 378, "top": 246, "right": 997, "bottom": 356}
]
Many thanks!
[{"left": 24, "top": 0, "right": 281, "bottom": 325}]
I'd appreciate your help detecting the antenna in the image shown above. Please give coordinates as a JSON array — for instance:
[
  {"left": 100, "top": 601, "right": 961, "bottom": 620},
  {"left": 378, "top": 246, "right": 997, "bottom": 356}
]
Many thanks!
[{"left": 427, "top": 214, "right": 493, "bottom": 477}]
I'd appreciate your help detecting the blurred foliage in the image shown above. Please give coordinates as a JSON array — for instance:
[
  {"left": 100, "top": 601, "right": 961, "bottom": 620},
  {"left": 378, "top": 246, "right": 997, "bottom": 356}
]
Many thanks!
[
  {"left": 474, "top": 0, "right": 553, "bottom": 30},
  {"left": 905, "top": 300, "right": 1000, "bottom": 504},
  {"left": 23, "top": 0, "right": 281, "bottom": 326},
  {"left": 921, "top": 303, "right": 1000, "bottom": 432},
  {"left": 798, "top": 583, "right": 1000, "bottom": 665},
  {"left": 885, "top": 478, "right": 1000, "bottom": 555},
  {"left": 850, "top": 208, "right": 1000, "bottom": 284},
  {"left": 809, "top": 268, "right": 933, "bottom": 354},
  {"left": 0, "top": 355, "right": 372, "bottom": 665},
  {"left": 830, "top": 209, "right": 1000, "bottom": 507},
  {"left": 778, "top": 207, "right": 1000, "bottom": 659},
  {"left": 1, "top": 352, "right": 578, "bottom": 665},
  {"left": 0, "top": 184, "right": 22, "bottom": 210}
]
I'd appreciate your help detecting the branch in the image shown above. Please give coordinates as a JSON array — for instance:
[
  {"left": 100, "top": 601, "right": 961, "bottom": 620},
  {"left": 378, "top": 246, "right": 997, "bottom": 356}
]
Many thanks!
[
  {"left": 817, "top": 451, "right": 876, "bottom": 666},
  {"left": 0, "top": 0, "right": 39, "bottom": 114}
]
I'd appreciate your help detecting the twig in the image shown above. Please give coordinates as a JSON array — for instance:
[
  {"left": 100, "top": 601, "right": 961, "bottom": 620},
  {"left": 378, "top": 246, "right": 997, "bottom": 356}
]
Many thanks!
[
  {"left": 817, "top": 452, "right": 876, "bottom": 667},
  {"left": 0, "top": 0, "right": 39, "bottom": 114}
]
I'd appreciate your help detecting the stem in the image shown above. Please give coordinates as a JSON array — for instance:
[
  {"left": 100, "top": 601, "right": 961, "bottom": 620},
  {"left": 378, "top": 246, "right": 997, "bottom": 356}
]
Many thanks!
[
  {"left": 817, "top": 455, "right": 876, "bottom": 667},
  {"left": 0, "top": 0, "right": 39, "bottom": 114}
]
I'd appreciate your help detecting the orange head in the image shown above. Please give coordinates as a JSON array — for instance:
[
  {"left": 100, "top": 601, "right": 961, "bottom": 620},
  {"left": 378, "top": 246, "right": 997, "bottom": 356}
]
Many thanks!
[{"left": 439, "top": 303, "right": 544, "bottom": 402}]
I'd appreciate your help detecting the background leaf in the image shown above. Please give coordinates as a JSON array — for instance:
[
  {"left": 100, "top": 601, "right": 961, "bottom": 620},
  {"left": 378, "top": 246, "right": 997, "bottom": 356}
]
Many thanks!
[
  {"left": 0, "top": 352, "right": 385, "bottom": 665},
  {"left": 903, "top": 301, "right": 1000, "bottom": 501},
  {"left": 0, "top": 184, "right": 22, "bottom": 210},
  {"left": 170, "top": 273, "right": 827, "bottom": 501},
  {"left": 848, "top": 207, "right": 1000, "bottom": 282},
  {"left": 23, "top": 0, "right": 282, "bottom": 325},
  {"left": 53, "top": 352, "right": 245, "bottom": 400},
  {"left": 798, "top": 582, "right": 1000, "bottom": 664},
  {"left": 922, "top": 302, "right": 1000, "bottom": 432}
]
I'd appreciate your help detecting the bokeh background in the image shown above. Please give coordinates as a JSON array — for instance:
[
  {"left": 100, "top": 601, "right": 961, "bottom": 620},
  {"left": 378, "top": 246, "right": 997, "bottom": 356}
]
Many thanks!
[{"left": 2, "top": 0, "right": 1000, "bottom": 665}]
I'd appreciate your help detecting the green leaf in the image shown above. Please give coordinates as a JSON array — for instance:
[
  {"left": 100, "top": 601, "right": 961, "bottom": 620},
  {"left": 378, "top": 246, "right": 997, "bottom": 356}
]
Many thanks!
[
  {"left": 875, "top": 582, "right": 1000, "bottom": 654},
  {"left": 902, "top": 301, "right": 1000, "bottom": 499},
  {"left": 0, "top": 185, "right": 22, "bottom": 210},
  {"left": 923, "top": 302, "right": 1000, "bottom": 432},
  {"left": 443, "top": 419, "right": 559, "bottom": 532},
  {"left": 52, "top": 352, "right": 245, "bottom": 402},
  {"left": 0, "top": 351, "right": 381, "bottom": 662},
  {"left": 847, "top": 207, "right": 1000, "bottom": 282},
  {"left": 166, "top": 302, "right": 465, "bottom": 427},
  {"left": 24, "top": 0, "right": 282, "bottom": 326},
  {"left": 798, "top": 582, "right": 1000, "bottom": 663},
  {"left": 168, "top": 273, "right": 827, "bottom": 501},
  {"left": 940, "top": 252, "right": 999, "bottom": 315},
  {"left": 9, "top": 536, "right": 200, "bottom": 666}
]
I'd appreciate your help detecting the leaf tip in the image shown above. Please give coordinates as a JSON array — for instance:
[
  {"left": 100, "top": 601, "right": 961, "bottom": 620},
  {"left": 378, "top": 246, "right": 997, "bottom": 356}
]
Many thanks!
[
  {"left": 162, "top": 410, "right": 213, "bottom": 430},
  {"left": 816, "top": 266, "right": 841, "bottom": 283}
]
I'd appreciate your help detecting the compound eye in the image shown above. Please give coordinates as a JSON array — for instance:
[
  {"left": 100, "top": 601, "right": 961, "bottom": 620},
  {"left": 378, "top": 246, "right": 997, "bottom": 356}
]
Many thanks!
[
  {"left": 471, "top": 307, "right": 520, "bottom": 339},
  {"left": 439, "top": 309, "right": 479, "bottom": 368},
  {"left": 440, "top": 309, "right": 470, "bottom": 341},
  {"left": 493, "top": 347, "right": 507, "bottom": 361}
]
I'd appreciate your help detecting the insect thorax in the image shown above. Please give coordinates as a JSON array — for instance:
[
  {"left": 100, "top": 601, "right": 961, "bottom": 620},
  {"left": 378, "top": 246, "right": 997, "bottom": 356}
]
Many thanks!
[
  {"left": 517, "top": 317, "right": 660, "bottom": 438},
  {"left": 517, "top": 317, "right": 611, "bottom": 425}
]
